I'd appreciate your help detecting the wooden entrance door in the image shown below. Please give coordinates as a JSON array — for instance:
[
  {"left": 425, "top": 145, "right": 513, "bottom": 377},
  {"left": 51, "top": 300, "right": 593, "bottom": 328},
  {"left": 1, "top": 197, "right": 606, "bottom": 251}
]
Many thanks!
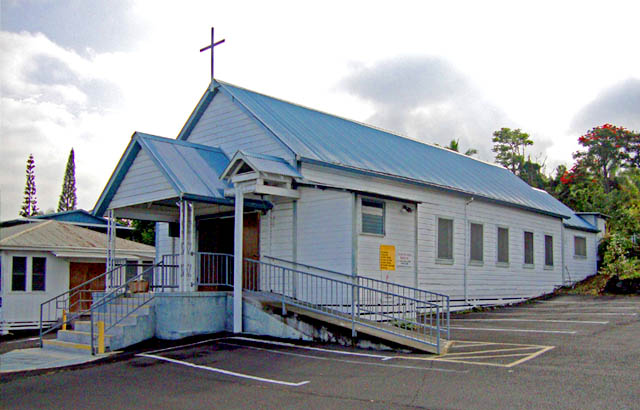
[
  {"left": 69, "top": 262, "right": 106, "bottom": 312},
  {"left": 197, "top": 212, "right": 260, "bottom": 290},
  {"left": 242, "top": 213, "right": 260, "bottom": 290}
]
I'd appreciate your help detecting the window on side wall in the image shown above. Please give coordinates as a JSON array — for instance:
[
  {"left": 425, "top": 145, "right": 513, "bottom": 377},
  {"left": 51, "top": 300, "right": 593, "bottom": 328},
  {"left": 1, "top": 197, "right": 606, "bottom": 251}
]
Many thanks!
[
  {"left": 470, "top": 223, "right": 483, "bottom": 263},
  {"left": 524, "top": 231, "right": 534, "bottom": 265},
  {"left": 574, "top": 236, "right": 587, "bottom": 258},
  {"left": 32, "top": 257, "right": 46, "bottom": 291},
  {"left": 497, "top": 227, "right": 509, "bottom": 264},
  {"left": 12, "top": 256, "right": 27, "bottom": 291},
  {"left": 362, "top": 198, "right": 385, "bottom": 235},
  {"left": 544, "top": 235, "right": 554, "bottom": 267},
  {"left": 437, "top": 218, "right": 454, "bottom": 262}
]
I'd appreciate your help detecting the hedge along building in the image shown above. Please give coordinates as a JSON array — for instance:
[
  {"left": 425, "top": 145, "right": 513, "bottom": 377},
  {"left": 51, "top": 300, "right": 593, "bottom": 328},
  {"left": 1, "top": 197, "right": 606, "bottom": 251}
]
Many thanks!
[{"left": 93, "top": 79, "right": 604, "bottom": 330}]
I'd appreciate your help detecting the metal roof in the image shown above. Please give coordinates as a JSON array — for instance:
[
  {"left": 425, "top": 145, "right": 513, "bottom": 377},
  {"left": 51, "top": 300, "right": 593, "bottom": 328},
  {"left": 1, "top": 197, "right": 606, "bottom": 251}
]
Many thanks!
[
  {"left": 563, "top": 213, "right": 600, "bottom": 232},
  {"left": 93, "top": 133, "right": 273, "bottom": 216},
  {"left": 213, "top": 80, "right": 573, "bottom": 219},
  {"left": 0, "top": 220, "right": 155, "bottom": 256},
  {"left": 223, "top": 150, "right": 302, "bottom": 179},
  {"left": 137, "top": 132, "right": 232, "bottom": 201}
]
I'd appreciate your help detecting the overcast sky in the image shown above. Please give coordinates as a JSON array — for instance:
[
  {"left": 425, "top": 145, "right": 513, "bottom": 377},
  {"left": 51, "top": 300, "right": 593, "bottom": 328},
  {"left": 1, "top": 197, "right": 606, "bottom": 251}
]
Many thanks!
[{"left": 1, "top": 0, "right": 639, "bottom": 219}]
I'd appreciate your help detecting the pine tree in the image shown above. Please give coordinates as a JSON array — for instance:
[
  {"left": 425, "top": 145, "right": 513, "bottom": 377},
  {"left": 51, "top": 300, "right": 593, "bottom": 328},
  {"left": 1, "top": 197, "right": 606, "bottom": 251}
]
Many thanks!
[
  {"left": 20, "top": 154, "right": 39, "bottom": 217},
  {"left": 57, "top": 148, "right": 78, "bottom": 212}
]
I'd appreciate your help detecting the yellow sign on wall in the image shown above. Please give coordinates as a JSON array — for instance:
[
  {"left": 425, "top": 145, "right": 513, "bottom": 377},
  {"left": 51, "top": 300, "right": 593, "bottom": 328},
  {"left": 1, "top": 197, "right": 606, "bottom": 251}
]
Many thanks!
[{"left": 380, "top": 245, "right": 396, "bottom": 271}]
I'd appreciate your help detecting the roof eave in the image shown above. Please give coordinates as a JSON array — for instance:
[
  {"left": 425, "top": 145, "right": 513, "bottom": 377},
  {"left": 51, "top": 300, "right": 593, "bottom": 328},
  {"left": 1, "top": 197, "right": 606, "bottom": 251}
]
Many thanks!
[{"left": 299, "top": 157, "right": 570, "bottom": 220}]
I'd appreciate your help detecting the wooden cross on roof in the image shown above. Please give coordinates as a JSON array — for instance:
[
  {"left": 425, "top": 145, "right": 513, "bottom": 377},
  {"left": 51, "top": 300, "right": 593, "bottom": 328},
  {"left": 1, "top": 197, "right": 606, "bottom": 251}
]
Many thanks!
[{"left": 200, "top": 27, "right": 225, "bottom": 88}]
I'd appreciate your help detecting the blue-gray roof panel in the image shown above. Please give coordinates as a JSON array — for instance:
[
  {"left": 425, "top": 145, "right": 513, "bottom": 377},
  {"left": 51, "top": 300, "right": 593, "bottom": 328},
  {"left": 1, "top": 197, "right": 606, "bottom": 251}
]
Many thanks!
[
  {"left": 137, "top": 133, "right": 231, "bottom": 200},
  {"left": 218, "top": 81, "right": 572, "bottom": 218}
]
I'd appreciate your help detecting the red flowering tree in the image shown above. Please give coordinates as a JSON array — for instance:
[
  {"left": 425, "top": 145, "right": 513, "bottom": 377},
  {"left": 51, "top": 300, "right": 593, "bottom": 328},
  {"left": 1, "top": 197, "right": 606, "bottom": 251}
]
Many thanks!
[{"left": 572, "top": 124, "right": 640, "bottom": 193}]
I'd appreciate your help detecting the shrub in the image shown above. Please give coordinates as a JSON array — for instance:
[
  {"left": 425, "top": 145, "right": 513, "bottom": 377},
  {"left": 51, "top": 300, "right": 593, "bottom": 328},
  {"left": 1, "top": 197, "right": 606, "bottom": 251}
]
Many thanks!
[{"left": 599, "top": 234, "right": 640, "bottom": 279}]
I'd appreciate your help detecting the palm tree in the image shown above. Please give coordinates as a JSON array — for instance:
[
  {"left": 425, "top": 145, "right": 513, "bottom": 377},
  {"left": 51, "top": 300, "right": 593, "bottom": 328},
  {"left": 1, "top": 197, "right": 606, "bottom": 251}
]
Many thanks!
[{"left": 444, "top": 139, "right": 478, "bottom": 157}]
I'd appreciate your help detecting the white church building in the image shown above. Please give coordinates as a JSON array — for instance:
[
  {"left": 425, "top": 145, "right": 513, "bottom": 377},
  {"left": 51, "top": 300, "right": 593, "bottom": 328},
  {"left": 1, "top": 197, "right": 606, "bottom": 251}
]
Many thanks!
[{"left": 93, "top": 79, "right": 604, "bottom": 311}]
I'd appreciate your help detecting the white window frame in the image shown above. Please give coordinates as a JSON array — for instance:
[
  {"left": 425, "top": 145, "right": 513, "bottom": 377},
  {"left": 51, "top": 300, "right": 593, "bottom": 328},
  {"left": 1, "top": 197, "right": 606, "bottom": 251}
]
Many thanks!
[
  {"left": 436, "top": 216, "right": 454, "bottom": 264},
  {"left": 496, "top": 226, "right": 510, "bottom": 267},
  {"left": 544, "top": 234, "right": 554, "bottom": 269},
  {"left": 574, "top": 236, "right": 587, "bottom": 258},
  {"left": 361, "top": 197, "right": 385, "bottom": 236},
  {"left": 523, "top": 231, "right": 534, "bottom": 268},
  {"left": 469, "top": 221, "right": 484, "bottom": 265}
]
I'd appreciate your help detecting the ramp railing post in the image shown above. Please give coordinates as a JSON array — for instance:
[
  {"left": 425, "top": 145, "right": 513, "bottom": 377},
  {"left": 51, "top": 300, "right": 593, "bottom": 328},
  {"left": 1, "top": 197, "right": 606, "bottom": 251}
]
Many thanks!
[
  {"left": 97, "top": 321, "right": 105, "bottom": 354},
  {"left": 281, "top": 267, "right": 286, "bottom": 315}
]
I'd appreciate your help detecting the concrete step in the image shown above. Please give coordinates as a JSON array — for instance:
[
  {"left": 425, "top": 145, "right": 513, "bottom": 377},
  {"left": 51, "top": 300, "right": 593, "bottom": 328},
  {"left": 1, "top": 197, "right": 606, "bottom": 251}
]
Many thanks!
[
  {"left": 91, "top": 312, "right": 147, "bottom": 326},
  {"left": 73, "top": 320, "right": 124, "bottom": 336},
  {"left": 42, "top": 339, "right": 92, "bottom": 355},
  {"left": 57, "top": 330, "right": 113, "bottom": 346}
]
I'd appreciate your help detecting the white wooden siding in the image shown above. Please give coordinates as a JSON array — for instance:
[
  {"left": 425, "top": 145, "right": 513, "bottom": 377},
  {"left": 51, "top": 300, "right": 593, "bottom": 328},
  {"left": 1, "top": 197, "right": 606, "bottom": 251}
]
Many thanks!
[
  {"left": 186, "top": 92, "right": 293, "bottom": 160},
  {"left": 110, "top": 150, "right": 175, "bottom": 209},
  {"left": 0, "top": 251, "right": 69, "bottom": 326},
  {"left": 563, "top": 229, "right": 598, "bottom": 284},
  {"left": 155, "top": 222, "right": 178, "bottom": 261},
  {"left": 260, "top": 199, "right": 294, "bottom": 261},
  {"left": 301, "top": 163, "right": 589, "bottom": 303},
  {"left": 357, "top": 197, "right": 416, "bottom": 289},
  {"left": 297, "top": 188, "right": 352, "bottom": 274}
]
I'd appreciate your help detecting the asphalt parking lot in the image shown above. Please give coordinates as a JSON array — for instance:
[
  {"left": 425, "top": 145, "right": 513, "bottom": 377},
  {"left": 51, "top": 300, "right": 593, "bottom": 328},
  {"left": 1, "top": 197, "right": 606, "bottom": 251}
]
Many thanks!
[{"left": 1, "top": 295, "right": 639, "bottom": 409}]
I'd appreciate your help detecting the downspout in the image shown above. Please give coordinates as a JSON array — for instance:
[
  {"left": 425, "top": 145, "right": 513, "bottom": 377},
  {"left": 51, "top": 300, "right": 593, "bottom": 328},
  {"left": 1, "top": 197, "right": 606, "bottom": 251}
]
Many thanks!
[
  {"left": 464, "top": 196, "right": 474, "bottom": 306},
  {"left": 561, "top": 222, "right": 566, "bottom": 286}
]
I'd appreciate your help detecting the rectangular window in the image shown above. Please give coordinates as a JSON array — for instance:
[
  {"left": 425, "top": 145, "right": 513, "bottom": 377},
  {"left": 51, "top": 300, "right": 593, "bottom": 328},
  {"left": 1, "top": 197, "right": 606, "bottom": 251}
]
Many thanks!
[
  {"left": 524, "top": 231, "right": 534, "bottom": 265},
  {"left": 362, "top": 198, "right": 385, "bottom": 235},
  {"left": 12, "top": 256, "right": 27, "bottom": 291},
  {"left": 32, "top": 257, "right": 46, "bottom": 291},
  {"left": 470, "top": 223, "right": 483, "bottom": 262},
  {"left": 437, "top": 218, "right": 454, "bottom": 260},
  {"left": 574, "top": 236, "right": 587, "bottom": 257},
  {"left": 544, "top": 235, "right": 554, "bottom": 267},
  {"left": 497, "top": 227, "right": 509, "bottom": 264}
]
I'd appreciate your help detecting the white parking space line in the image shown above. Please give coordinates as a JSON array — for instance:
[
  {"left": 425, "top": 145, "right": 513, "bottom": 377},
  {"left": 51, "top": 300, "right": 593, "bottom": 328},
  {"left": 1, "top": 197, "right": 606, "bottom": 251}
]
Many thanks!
[
  {"left": 228, "top": 336, "right": 394, "bottom": 360},
  {"left": 473, "top": 312, "right": 637, "bottom": 317},
  {"left": 506, "top": 307, "right": 638, "bottom": 311},
  {"left": 538, "top": 301, "right": 640, "bottom": 305},
  {"left": 219, "top": 341, "right": 469, "bottom": 373},
  {"left": 450, "top": 326, "right": 577, "bottom": 334},
  {"left": 144, "top": 337, "right": 228, "bottom": 355},
  {"left": 136, "top": 353, "right": 310, "bottom": 387},
  {"left": 452, "top": 318, "right": 609, "bottom": 324}
]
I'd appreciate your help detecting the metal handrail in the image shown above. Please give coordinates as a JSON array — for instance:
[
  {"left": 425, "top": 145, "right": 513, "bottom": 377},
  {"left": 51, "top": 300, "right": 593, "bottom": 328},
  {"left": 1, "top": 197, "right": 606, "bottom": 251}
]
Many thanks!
[
  {"left": 262, "top": 255, "right": 450, "bottom": 338},
  {"left": 243, "top": 258, "right": 448, "bottom": 353},
  {"left": 39, "top": 264, "right": 128, "bottom": 346},
  {"left": 90, "top": 265, "right": 158, "bottom": 354}
]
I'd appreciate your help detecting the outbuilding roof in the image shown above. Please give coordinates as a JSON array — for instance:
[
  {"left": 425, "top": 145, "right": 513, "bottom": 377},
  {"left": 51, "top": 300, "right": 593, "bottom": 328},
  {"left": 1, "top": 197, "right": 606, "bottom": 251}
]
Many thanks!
[
  {"left": 182, "top": 80, "right": 574, "bottom": 219},
  {"left": 0, "top": 220, "right": 155, "bottom": 258}
]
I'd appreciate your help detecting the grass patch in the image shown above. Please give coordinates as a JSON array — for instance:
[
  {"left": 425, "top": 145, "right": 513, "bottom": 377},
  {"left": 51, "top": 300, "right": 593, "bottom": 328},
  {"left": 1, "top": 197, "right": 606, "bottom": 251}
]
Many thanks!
[{"left": 558, "top": 273, "right": 612, "bottom": 295}]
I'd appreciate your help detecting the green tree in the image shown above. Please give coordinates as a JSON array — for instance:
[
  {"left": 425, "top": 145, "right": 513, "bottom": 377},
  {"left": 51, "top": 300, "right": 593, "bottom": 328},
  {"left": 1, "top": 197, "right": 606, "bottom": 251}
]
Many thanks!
[
  {"left": 492, "top": 128, "right": 533, "bottom": 175},
  {"left": 573, "top": 124, "right": 640, "bottom": 193},
  {"left": 20, "top": 154, "right": 39, "bottom": 217},
  {"left": 444, "top": 139, "right": 478, "bottom": 156},
  {"left": 57, "top": 148, "right": 78, "bottom": 212}
]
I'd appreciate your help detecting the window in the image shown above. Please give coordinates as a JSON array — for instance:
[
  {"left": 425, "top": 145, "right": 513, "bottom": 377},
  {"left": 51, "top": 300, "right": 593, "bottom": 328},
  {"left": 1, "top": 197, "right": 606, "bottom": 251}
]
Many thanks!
[
  {"left": 574, "top": 236, "right": 587, "bottom": 257},
  {"left": 544, "top": 235, "right": 554, "bottom": 267},
  {"left": 12, "top": 256, "right": 27, "bottom": 291},
  {"left": 362, "top": 198, "right": 385, "bottom": 235},
  {"left": 524, "top": 231, "right": 534, "bottom": 265},
  {"left": 437, "top": 218, "right": 454, "bottom": 261},
  {"left": 497, "top": 227, "right": 509, "bottom": 264},
  {"left": 32, "top": 257, "right": 46, "bottom": 291},
  {"left": 470, "top": 223, "right": 483, "bottom": 262}
]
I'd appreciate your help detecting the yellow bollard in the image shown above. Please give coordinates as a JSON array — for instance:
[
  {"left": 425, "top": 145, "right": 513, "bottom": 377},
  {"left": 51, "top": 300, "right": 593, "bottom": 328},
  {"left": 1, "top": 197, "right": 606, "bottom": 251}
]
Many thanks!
[
  {"left": 62, "top": 310, "right": 67, "bottom": 331},
  {"left": 98, "top": 321, "right": 105, "bottom": 354}
]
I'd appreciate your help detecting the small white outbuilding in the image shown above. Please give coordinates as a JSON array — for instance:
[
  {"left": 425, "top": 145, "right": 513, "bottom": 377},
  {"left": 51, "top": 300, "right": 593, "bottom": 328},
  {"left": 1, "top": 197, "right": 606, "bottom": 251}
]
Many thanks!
[{"left": 0, "top": 220, "right": 155, "bottom": 334}]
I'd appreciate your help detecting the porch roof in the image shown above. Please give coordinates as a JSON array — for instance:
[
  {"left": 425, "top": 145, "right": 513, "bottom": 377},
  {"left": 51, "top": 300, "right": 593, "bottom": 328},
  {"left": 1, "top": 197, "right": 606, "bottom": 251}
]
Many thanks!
[{"left": 94, "top": 133, "right": 271, "bottom": 217}]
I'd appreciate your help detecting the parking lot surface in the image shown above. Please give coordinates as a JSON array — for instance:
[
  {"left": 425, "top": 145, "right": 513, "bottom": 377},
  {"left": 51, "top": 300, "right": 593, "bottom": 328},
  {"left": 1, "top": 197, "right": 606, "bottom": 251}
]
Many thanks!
[{"left": 1, "top": 295, "right": 639, "bottom": 409}]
